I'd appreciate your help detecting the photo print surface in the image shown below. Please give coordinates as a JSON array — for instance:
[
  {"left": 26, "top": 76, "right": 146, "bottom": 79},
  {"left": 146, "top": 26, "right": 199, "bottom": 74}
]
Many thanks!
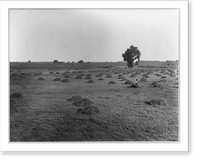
[{"left": 9, "top": 9, "right": 179, "bottom": 142}]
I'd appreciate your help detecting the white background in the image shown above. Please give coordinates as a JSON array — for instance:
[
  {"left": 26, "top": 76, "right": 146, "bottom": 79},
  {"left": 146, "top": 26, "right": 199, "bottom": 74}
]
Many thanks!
[{"left": 0, "top": 0, "right": 188, "bottom": 152}]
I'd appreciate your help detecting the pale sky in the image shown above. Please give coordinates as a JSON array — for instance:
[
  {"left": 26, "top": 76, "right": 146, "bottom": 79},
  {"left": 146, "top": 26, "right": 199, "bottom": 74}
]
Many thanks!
[{"left": 10, "top": 9, "right": 179, "bottom": 62}]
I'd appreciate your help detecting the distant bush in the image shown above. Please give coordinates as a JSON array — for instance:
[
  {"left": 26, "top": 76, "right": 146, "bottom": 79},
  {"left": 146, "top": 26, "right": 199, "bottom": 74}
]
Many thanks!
[
  {"left": 53, "top": 60, "right": 58, "bottom": 63},
  {"left": 78, "top": 60, "right": 84, "bottom": 64}
]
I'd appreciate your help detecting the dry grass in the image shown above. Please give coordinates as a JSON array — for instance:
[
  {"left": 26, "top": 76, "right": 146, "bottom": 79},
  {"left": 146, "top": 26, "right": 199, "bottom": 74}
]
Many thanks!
[{"left": 10, "top": 62, "right": 178, "bottom": 141}]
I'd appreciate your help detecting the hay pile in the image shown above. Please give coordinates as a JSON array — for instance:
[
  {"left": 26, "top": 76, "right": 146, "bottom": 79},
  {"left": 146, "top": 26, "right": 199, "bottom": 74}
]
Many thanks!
[
  {"left": 120, "top": 77, "right": 127, "bottom": 81},
  {"left": 61, "top": 79, "right": 70, "bottom": 82},
  {"left": 10, "top": 99, "right": 17, "bottom": 113},
  {"left": 143, "top": 74, "right": 149, "bottom": 78},
  {"left": 87, "top": 79, "right": 95, "bottom": 83},
  {"left": 79, "top": 73, "right": 85, "bottom": 77},
  {"left": 33, "top": 72, "right": 43, "bottom": 76},
  {"left": 10, "top": 74, "right": 17, "bottom": 78},
  {"left": 159, "top": 79, "right": 167, "bottom": 82},
  {"left": 130, "top": 83, "right": 139, "bottom": 88},
  {"left": 63, "top": 71, "right": 70, "bottom": 74},
  {"left": 161, "top": 70, "right": 165, "bottom": 73},
  {"left": 55, "top": 71, "right": 60, "bottom": 74},
  {"left": 148, "top": 98, "right": 167, "bottom": 107},
  {"left": 106, "top": 73, "right": 112, "bottom": 78},
  {"left": 155, "top": 73, "right": 162, "bottom": 77},
  {"left": 68, "top": 95, "right": 82, "bottom": 102},
  {"left": 75, "top": 75, "right": 82, "bottom": 79},
  {"left": 123, "top": 72, "right": 128, "bottom": 75},
  {"left": 118, "top": 74, "right": 124, "bottom": 79},
  {"left": 73, "top": 98, "right": 93, "bottom": 106},
  {"left": 68, "top": 95, "right": 100, "bottom": 115},
  {"left": 86, "top": 73, "right": 92, "bottom": 76},
  {"left": 49, "top": 71, "right": 54, "bottom": 74},
  {"left": 96, "top": 73, "right": 103, "bottom": 77},
  {"left": 140, "top": 77, "right": 147, "bottom": 82},
  {"left": 108, "top": 81, "right": 116, "bottom": 84},
  {"left": 170, "top": 74, "right": 176, "bottom": 77},
  {"left": 151, "top": 82, "right": 163, "bottom": 88},
  {"left": 37, "top": 77, "right": 45, "bottom": 80},
  {"left": 85, "top": 76, "right": 92, "bottom": 79},
  {"left": 54, "top": 78, "right": 61, "bottom": 81},
  {"left": 114, "top": 71, "right": 120, "bottom": 74},
  {"left": 130, "top": 73, "right": 136, "bottom": 78},
  {"left": 98, "top": 78, "right": 104, "bottom": 81},
  {"left": 64, "top": 75, "right": 70, "bottom": 78},
  {"left": 124, "top": 80, "right": 133, "bottom": 84},
  {"left": 78, "top": 71, "right": 84, "bottom": 73},
  {"left": 76, "top": 105, "right": 100, "bottom": 115},
  {"left": 10, "top": 93, "right": 23, "bottom": 98},
  {"left": 173, "top": 82, "right": 179, "bottom": 85}
]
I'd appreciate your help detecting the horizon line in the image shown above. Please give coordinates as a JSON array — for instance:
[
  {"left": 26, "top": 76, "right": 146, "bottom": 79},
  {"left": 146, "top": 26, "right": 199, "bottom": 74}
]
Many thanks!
[{"left": 10, "top": 60, "right": 178, "bottom": 63}]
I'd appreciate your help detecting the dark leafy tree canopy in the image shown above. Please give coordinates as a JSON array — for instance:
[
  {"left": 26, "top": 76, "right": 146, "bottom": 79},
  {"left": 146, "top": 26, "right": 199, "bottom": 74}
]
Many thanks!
[{"left": 122, "top": 45, "right": 141, "bottom": 68}]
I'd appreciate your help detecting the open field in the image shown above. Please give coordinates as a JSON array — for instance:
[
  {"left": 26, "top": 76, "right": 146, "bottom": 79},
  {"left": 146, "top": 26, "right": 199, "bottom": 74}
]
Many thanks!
[{"left": 10, "top": 61, "right": 178, "bottom": 141}]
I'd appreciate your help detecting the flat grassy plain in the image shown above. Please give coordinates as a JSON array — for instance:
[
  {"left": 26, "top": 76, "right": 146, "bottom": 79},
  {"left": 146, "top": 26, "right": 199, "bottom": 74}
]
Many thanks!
[{"left": 10, "top": 61, "right": 178, "bottom": 141}]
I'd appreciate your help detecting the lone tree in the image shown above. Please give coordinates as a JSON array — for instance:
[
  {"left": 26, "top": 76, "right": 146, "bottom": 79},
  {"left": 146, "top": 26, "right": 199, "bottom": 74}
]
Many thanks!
[{"left": 122, "top": 45, "right": 141, "bottom": 68}]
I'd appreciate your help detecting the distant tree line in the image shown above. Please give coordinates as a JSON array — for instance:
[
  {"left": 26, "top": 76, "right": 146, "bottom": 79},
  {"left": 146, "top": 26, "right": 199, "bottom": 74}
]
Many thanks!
[{"left": 53, "top": 60, "right": 84, "bottom": 64}]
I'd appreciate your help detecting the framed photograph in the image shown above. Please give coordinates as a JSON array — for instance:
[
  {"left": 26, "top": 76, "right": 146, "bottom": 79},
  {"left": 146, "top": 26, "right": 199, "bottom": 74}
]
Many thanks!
[{"left": 0, "top": 1, "right": 188, "bottom": 151}]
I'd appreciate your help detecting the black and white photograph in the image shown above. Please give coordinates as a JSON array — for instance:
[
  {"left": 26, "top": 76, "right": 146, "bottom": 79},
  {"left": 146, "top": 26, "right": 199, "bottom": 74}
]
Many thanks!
[{"left": 9, "top": 8, "right": 180, "bottom": 142}]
